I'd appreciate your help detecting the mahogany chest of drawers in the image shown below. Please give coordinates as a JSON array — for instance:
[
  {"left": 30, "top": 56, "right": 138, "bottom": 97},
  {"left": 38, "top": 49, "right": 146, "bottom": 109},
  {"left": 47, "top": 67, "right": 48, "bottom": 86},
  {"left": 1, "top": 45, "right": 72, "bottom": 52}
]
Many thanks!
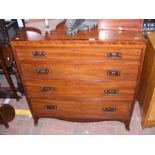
[{"left": 11, "top": 22, "right": 146, "bottom": 130}]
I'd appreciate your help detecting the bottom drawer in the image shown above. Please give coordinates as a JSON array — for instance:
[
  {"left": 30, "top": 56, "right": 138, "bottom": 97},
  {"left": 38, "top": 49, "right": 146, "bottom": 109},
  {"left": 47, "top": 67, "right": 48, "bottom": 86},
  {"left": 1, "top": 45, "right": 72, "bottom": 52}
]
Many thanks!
[{"left": 30, "top": 98, "right": 132, "bottom": 119}]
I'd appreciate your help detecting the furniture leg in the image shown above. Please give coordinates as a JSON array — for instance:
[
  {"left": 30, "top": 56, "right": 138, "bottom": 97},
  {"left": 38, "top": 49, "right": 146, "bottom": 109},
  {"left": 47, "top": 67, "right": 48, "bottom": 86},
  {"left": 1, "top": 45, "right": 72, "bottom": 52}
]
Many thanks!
[
  {"left": 34, "top": 117, "right": 39, "bottom": 126},
  {"left": 124, "top": 121, "right": 130, "bottom": 131}
]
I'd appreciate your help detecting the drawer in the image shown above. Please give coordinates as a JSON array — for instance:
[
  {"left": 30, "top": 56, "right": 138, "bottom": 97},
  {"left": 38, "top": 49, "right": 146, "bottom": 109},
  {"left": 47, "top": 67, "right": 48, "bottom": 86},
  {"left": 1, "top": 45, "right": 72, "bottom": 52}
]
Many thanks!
[
  {"left": 24, "top": 80, "right": 136, "bottom": 101},
  {"left": 30, "top": 98, "right": 131, "bottom": 119},
  {"left": 20, "top": 62, "right": 139, "bottom": 81},
  {"left": 15, "top": 47, "right": 142, "bottom": 62}
]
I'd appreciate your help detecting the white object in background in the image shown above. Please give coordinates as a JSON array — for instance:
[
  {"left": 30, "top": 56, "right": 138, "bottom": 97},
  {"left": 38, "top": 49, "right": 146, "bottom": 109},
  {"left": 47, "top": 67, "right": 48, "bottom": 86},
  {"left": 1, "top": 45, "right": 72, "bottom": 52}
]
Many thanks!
[
  {"left": 45, "top": 19, "right": 50, "bottom": 32},
  {"left": 4, "top": 98, "right": 11, "bottom": 104},
  {"left": 17, "top": 19, "right": 24, "bottom": 27},
  {"left": 45, "top": 19, "right": 49, "bottom": 27}
]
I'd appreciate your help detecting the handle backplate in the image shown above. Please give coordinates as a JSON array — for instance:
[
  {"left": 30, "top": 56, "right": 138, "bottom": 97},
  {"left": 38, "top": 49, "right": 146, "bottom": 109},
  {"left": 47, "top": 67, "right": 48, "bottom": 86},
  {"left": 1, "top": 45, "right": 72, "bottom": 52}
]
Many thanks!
[
  {"left": 107, "top": 52, "right": 122, "bottom": 59},
  {"left": 104, "top": 89, "right": 119, "bottom": 96},
  {"left": 33, "top": 51, "right": 46, "bottom": 58}
]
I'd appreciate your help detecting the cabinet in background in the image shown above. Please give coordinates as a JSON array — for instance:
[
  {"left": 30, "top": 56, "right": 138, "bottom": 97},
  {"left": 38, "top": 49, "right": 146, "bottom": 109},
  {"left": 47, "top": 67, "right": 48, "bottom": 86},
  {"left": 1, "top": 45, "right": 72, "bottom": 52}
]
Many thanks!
[{"left": 138, "top": 32, "right": 155, "bottom": 128}]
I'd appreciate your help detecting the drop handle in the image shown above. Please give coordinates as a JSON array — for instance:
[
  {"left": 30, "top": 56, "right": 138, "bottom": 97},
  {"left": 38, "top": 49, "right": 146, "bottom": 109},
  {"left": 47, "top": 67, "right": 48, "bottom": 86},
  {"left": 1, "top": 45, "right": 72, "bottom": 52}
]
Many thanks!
[
  {"left": 33, "top": 51, "right": 46, "bottom": 58},
  {"left": 40, "top": 87, "right": 54, "bottom": 93},
  {"left": 36, "top": 67, "right": 49, "bottom": 74},
  {"left": 44, "top": 105, "right": 57, "bottom": 110},
  {"left": 107, "top": 52, "right": 122, "bottom": 59},
  {"left": 102, "top": 107, "right": 116, "bottom": 112},
  {"left": 107, "top": 70, "right": 121, "bottom": 76},
  {"left": 104, "top": 89, "right": 119, "bottom": 96}
]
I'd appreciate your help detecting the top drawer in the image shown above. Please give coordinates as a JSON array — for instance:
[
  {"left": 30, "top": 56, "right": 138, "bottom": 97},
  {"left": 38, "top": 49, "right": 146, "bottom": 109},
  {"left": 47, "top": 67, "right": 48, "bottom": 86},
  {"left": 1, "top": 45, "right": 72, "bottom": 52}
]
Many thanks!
[{"left": 15, "top": 47, "right": 142, "bottom": 62}]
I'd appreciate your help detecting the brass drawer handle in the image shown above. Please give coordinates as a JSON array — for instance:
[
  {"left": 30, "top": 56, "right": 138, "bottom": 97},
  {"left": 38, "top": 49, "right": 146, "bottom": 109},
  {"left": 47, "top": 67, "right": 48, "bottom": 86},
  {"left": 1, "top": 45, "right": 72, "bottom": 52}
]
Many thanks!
[
  {"left": 107, "top": 70, "right": 121, "bottom": 76},
  {"left": 33, "top": 51, "right": 46, "bottom": 58},
  {"left": 107, "top": 52, "right": 122, "bottom": 59},
  {"left": 102, "top": 107, "right": 116, "bottom": 112},
  {"left": 44, "top": 105, "right": 57, "bottom": 110},
  {"left": 36, "top": 67, "right": 49, "bottom": 74},
  {"left": 40, "top": 87, "right": 54, "bottom": 93},
  {"left": 104, "top": 89, "right": 119, "bottom": 96}
]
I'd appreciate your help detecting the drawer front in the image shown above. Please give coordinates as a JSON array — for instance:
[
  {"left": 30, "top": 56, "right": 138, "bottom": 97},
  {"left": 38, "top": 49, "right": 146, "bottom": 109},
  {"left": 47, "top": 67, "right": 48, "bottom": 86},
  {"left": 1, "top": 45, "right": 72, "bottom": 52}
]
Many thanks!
[
  {"left": 30, "top": 98, "right": 131, "bottom": 119},
  {"left": 15, "top": 47, "right": 142, "bottom": 62},
  {"left": 24, "top": 80, "right": 136, "bottom": 101},
  {"left": 20, "top": 62, "right": 139, "bottom": 81}
]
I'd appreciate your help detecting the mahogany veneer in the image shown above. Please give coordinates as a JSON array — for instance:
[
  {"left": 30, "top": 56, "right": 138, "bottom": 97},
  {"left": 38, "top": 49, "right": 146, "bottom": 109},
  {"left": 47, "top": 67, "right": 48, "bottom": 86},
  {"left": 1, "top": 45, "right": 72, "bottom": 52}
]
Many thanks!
[{"left": 11, "top": 21, "right": 146, "bottom": 130}]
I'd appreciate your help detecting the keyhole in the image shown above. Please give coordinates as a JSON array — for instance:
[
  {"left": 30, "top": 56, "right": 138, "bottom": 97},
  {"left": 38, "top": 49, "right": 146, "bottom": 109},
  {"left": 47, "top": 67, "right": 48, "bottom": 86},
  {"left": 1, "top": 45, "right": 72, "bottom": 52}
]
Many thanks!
[
  {"left": 73, "top": 48, "right": 78, "bottom": 55},
  {"left": 74, "top": 65, "right": 79, "bottom": 70}
]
